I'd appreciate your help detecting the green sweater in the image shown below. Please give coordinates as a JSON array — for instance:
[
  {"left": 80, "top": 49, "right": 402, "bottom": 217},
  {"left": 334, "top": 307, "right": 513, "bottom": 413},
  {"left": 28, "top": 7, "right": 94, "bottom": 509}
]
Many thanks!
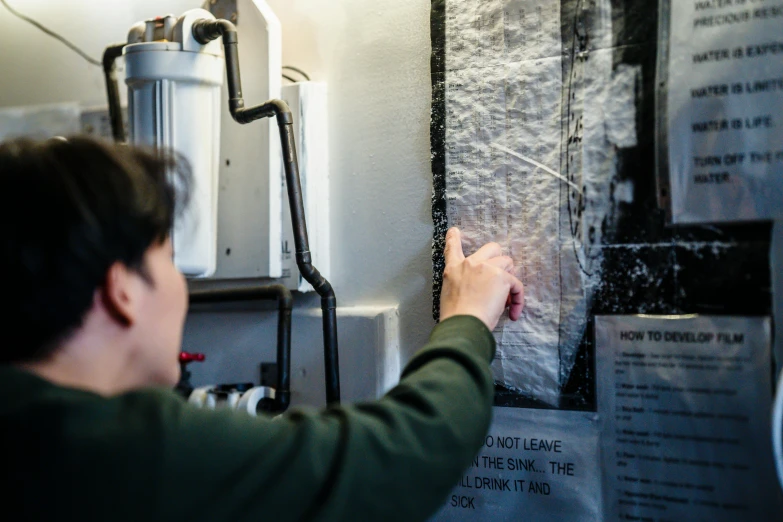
[{"left": 0, "top": 315, "right": 495, "bottom": 522}]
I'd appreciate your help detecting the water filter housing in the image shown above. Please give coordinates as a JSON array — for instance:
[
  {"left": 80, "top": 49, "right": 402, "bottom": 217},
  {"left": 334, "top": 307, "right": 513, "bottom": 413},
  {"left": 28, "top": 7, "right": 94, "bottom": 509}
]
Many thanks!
[{"left": 123, "top": 9, "right": 224, "bottom": 277}]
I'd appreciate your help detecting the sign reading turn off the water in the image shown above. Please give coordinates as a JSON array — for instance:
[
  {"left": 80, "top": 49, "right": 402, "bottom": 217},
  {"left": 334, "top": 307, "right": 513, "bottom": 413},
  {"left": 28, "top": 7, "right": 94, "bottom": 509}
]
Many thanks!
[{"left": 665, "top": 0, "right": 783, "bottom": 223}]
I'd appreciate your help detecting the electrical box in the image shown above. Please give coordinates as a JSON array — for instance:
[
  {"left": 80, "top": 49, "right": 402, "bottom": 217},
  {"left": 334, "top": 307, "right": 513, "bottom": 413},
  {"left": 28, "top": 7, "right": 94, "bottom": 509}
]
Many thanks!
[{"left": 204, "top": 0, "right": 284, "bottom": 279}]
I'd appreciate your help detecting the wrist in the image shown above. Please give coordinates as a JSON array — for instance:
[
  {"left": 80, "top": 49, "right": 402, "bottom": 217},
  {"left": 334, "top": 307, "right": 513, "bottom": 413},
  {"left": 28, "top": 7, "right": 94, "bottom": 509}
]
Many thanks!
[
  {"left": 430, "top": 315, "right": 497, "bottom": 363},
  {"left": 441, "top": 308, "right": 492, "bottom": 330}
]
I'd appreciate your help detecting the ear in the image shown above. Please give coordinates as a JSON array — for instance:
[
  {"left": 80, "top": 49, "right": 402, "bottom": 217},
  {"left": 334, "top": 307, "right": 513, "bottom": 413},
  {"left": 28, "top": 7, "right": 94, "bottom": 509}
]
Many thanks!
[{"left": 101, "top": 262, "right": 141, "bottom": 327}]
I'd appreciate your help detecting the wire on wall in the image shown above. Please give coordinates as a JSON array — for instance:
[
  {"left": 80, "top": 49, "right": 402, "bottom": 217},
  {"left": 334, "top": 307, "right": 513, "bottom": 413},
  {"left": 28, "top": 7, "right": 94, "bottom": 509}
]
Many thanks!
[
  {"left": 282, "top": 65, "right": 311, "bottom": 82},
  {"left": 0, "top": 0, "right": 101, "bottom": 66}
]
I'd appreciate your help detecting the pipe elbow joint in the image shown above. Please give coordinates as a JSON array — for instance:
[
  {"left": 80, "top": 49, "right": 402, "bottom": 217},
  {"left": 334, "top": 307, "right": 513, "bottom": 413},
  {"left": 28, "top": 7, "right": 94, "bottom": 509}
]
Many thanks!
[
  {"left": 297, "top": 262, "right": 316, "bottom": 282},
  {"left": 321, "top": 291, "right": 337, "bottom": 310},
  {"left": 301, "top": 265, "right": 334, "bottom": 299},
  {"left": 102, "top": 44, "right": 125, "bottom": 74},
  {"left": 267, "top": 99, "right": 294, "bottom": 125},
  {"left": 192, "top": 18, "right": 237, "bottom": 44},
  {"left": 275, "top": 285, "right": 294, "bottom": 311},
  {"left": 262, "top": 283, "right": 293, "bottom": 310},
  {"left": 216, "top": 19, "right": 237, "bottom": 39},
  {"left": 229, "top": 98, "right": 246, "bottom": 122}
]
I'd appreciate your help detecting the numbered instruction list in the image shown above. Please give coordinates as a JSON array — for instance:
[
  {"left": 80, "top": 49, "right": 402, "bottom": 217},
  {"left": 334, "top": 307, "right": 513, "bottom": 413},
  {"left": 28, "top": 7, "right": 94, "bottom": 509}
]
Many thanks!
[
  {"left": 596, "top": 315, "right": 782, "bottom": 521},
  {"left": 665, "top": 0, "right": 783, "bottom": 223}
]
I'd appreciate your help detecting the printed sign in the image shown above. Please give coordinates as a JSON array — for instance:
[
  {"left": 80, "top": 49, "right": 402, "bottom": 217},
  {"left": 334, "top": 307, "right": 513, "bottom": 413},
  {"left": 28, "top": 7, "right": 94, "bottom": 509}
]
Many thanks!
[
  {"left": 664, "top": 0, "right": 783, "bottom": 223},
  {"left": 596, "top": 315, "right": 782, "bottom": 521},
  {"left": 430, "top": 407, "right": 601, "bottom": 521}
]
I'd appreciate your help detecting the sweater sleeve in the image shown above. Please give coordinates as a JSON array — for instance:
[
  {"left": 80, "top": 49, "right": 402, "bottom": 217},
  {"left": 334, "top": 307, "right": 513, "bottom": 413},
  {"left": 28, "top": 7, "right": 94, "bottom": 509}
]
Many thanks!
[{"left": 154, "top": 315, "right": 496, "bottom": 522}]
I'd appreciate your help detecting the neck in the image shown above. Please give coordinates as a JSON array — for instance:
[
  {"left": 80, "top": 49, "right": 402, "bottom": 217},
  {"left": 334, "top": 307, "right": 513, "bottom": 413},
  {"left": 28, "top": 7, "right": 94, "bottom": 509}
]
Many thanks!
[{"left": 17, "top": 315, "right": 135, "bottom": 397}]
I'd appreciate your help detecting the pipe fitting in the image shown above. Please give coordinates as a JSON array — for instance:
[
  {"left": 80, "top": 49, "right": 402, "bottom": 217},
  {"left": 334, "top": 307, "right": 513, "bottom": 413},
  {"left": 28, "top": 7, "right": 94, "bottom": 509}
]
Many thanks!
[{"left": 191, "top": 19, "right": 237, "bottom": 45}]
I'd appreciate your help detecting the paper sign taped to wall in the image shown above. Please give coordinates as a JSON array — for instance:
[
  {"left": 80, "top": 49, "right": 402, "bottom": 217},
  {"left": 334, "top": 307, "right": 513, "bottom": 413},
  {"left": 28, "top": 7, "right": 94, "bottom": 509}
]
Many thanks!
[
  {"left": 430, "top": 407, "right": 601, "bottom": 522},
  {"left": 596, "top": 315, "right": 783, "bottom": 521},
  {"left": 663, "top": 1, "right": 783, "bottom": 223},
  {"left": 442, "top": 0, "right": 635, "bottom": 407}
]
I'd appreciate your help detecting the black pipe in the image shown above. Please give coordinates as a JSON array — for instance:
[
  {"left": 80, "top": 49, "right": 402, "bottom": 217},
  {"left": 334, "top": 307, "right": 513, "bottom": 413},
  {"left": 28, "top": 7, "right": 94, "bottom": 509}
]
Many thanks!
[
  {"left": 102, "top": 43, "right": 126, "bottom": 143},
  {"left": 192, "top": 19, "right": 341, "bottom": 405},
  {"left": 189, "top": 281, "right": 293, "bottom": 412}
]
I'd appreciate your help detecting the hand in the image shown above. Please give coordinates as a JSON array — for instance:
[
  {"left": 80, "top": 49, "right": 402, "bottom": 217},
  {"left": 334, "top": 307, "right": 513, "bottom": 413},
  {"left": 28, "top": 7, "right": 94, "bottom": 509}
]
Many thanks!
[{"left": 439, "top": 227, "right": 525, "bottom": 331}]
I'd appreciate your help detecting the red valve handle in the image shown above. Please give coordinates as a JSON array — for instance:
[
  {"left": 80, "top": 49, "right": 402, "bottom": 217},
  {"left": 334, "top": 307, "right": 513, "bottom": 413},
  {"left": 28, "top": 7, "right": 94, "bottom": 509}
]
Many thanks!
[{"left": 179, "top": 352, "right": 205, "bottom": 364}]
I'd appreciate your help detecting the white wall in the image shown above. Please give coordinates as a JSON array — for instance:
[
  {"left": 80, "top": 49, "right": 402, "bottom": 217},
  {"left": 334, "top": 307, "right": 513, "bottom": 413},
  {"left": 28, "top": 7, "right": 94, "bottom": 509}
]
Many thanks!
[
  {"left": 0, "top": 0, "right": 436, "bottom": 398},
  {"left": 266, "top": 0, "right": 436, "bottom": 357},
  {"left": 0, "top": 0, "right": 198, "bottom": 107}
]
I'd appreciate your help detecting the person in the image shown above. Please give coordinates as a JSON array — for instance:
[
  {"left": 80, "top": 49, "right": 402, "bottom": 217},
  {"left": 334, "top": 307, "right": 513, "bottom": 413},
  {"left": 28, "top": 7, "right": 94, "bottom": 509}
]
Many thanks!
[{"left": 0, "top": 136, "right": 524, "bottom": 521}]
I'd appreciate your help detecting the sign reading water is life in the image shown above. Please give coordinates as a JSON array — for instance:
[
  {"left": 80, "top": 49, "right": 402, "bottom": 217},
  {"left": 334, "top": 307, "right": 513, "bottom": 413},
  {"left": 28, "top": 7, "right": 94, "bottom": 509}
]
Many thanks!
[{"left": 664, "top": 0, "right": 783, "bottom": 223}]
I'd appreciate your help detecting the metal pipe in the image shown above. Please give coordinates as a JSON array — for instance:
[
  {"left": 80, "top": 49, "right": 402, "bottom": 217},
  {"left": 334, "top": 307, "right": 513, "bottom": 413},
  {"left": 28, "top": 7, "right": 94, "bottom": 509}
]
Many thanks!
[
  {"left": 188, "top": 281, "right": 293, "bottom": 412},
  {"left": 192, "top": 19, "right": 341, "bottom": 405},
  {"left": 100, "top": 20, "right": 335, "bottom": 406},
  {"left": 102, "top": 43, "right": 126, "bottom": 143}
]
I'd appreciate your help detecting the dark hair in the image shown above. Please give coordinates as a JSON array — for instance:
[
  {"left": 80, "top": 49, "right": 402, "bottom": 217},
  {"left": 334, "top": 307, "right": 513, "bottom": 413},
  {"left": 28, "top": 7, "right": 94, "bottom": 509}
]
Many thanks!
[{"left": 0, "top": 136, "right": 191, "bottom": 363}]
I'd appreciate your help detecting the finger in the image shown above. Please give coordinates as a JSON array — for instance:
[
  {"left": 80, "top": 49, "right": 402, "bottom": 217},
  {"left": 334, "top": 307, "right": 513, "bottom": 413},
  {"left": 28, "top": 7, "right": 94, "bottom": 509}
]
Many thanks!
[
  {"left": 443, "top": 227, "right": 465, "bottom": 265},
  {"left": 486, "top": 255, "right": 514, "bottom": 274},
  {"left": 470, "top": 241, "right": 502, "bottom": 262},
  {"left": 505, "top": 274, "right": 525, "bottom": 321}
]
